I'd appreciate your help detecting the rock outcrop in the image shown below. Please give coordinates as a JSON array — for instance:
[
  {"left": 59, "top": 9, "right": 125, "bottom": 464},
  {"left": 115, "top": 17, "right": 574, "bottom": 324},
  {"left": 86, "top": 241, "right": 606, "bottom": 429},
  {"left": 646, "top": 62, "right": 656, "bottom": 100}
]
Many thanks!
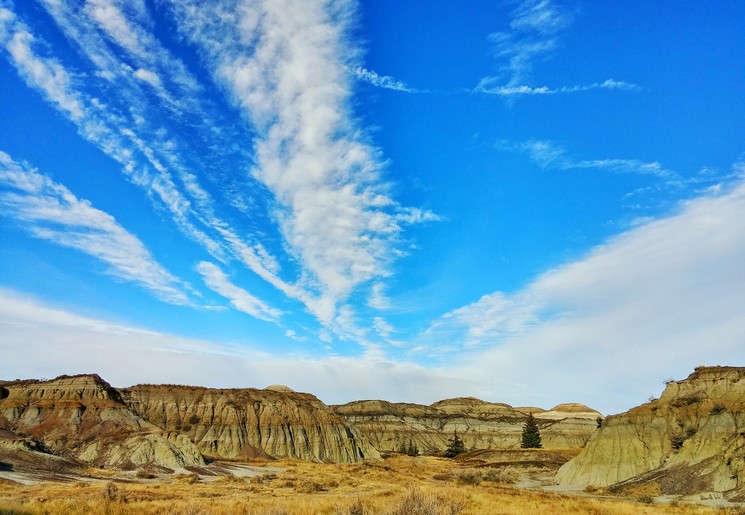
[
  {"left": 556, "top": 366, "right": 745, "bottom": 501},
  {"left": 334, "top": 397, "right": 601, "bottom": 454},
  {"left": 0, "top": 375, "right": 205, "bottom": 470},
  {"left": 120, "top": 384, "right": 380, "bottom": 463}
]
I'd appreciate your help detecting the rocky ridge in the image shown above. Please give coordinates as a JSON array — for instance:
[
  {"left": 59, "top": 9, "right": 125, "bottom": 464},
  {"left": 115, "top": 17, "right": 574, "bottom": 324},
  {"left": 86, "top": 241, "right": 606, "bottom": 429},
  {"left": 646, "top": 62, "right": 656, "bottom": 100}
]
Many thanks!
[
  {"left": 556, "top": 366, "right": 745, "bottom": 501},
  {"left": 334, "top": 397, "right": 602, "bottom": 454},
  {"left": 120, "top": 384, "right": 380, "bottom": 463}
]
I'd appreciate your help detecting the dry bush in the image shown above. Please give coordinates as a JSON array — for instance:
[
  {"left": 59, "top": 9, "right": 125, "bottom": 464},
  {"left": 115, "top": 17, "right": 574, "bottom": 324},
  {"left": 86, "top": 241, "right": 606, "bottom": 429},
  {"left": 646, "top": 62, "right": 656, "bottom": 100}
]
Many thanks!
[
  {"left": 432, "top": 472, "right": 453, "bottom": 481},
  {"left": 135, "top": 469, "right": 156, "bottom": 479},
  {"left": 174, "top": 472, "right": 199, "bottom": 484},
  {"left": 101, "top": 481, "right": 122, "bottom": 502},
  {"left": 295, "top": 479, "right": 327, "bottom": 493},
  {"left": 480, "top": 467, "right": 518, "bottom": 484},
  {"left": 455, "top": 469, "right": 482, "bottom": 485},
  {"left": 389, "top": 488, "right": 440, "bottom": 515}
]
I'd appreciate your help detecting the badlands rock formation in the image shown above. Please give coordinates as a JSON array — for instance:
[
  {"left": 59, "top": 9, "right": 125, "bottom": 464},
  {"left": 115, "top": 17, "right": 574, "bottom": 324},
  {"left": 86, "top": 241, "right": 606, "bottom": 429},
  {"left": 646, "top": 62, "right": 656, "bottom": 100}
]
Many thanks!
[
  {"left": 556, "top": 366, "right": 745, "bottom": 501},
  {"left": 120, "top": 384, "right": 380, "bottom": 463},
  {"left": 334, "top": 397, "right": 601, "bottom": 454},
  {"left": 0, "top": 375, "right": 205, "bottom": 470}
]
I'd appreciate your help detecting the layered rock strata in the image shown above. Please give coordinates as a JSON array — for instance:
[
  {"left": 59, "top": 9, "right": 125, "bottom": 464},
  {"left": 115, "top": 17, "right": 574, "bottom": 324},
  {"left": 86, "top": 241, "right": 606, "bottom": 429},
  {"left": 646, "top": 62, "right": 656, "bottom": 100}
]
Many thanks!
[
  {"left": 0, "top": 375, "right": 205, "bottom": 470},
  {"left": 120, "top": 384, "right": 380, "bottom": 463},
  {"left": 334, "top": 397, "right": 601, "bottom": 454},
  {"left": 556, "top": 366, "right": 745, "bottom": 501}
]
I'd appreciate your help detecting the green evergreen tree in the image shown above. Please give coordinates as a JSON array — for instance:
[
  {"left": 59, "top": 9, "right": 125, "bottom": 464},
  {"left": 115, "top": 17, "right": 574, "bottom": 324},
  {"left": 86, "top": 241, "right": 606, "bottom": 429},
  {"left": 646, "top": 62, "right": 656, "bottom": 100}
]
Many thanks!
[
  {"left": 444, "top": 431, "right": 466, "bottom": 458},
  {"left": 521, "top": 413, "right": 542, "bottom": 448}
]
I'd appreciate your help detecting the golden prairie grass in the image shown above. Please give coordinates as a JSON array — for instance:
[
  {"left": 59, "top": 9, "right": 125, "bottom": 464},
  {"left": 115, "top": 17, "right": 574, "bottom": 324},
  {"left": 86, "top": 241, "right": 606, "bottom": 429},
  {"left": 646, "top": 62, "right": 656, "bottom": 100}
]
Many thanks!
[{"left": 0, "top": 455, "right": 740, "bottom": 514}]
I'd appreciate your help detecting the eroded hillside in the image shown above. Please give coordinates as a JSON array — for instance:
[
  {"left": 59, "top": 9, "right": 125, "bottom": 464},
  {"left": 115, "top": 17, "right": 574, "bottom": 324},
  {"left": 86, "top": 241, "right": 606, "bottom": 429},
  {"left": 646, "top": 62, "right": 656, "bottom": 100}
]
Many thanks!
[
  {"left": 556, "top": 366, "right": 745, "bottom": 501},
  {"left": 0, "top": 375, "right": 204, "bottom": 471},
  {"left": 120, "top": 384, "right": 380, "bottom": 463},
  {"left": 334, "top": 396, "right": 602, "bottom": 454}
]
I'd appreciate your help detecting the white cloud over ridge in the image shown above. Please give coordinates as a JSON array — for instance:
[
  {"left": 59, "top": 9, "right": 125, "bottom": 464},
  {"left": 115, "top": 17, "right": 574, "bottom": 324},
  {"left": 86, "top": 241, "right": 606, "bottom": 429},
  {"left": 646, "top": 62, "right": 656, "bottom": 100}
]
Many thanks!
[
  {"left": 426, "top": 169, "right": 745, "bottom": 411},
  {"left": 2, "top": 166, "right": 744, "bottom": 413},
  {"left": 0, "top": 288, "right": 473, "bottom": 406},
  {"left": 0, "top": 152, "right": 191, "bottom": 305}
]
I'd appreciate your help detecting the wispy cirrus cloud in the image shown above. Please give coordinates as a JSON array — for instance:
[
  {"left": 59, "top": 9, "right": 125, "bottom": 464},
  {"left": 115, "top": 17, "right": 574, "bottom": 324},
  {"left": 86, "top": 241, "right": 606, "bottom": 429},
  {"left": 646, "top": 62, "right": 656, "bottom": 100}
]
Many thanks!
[
  {"left": 0, "top": 6, "right": 224, "bottom": 256},
  {"left": 2, "top": 0, "right": 436, "bottom": 340},
  {"left": 162, "top": 0, "right": 438, "bottom": 326},
  {"left": 354, "top": 66, "right": 420, "bottom": 93},
  {"left": 0, "top": 152, "right": 191, "bottom": 305},
  {"left": 475, "top": 0, "right": 637, "bottom": 99},
  {"left": 1, "top": 3, "right": 300, "bottom": 323},
  {"left": 501, "top": 139, "right": 675, "bottom": 179},
  {"left": 475, "top": 78, "right": 640, "bottom": 96},
  {"left": 196, "top": 261, "right": 282, "bottom": 322}
]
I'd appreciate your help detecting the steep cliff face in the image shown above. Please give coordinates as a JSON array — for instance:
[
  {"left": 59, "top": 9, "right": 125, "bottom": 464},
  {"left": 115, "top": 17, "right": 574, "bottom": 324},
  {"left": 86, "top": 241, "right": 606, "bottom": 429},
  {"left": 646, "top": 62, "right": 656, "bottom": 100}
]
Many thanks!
[
  {"left": 120, "top": 384, "right": 380, "bottom": 463},
  {"left": 334, "top": 397, "right": 601, "bottom": 454},
  {"left": 0, "top": 375, "right": 205, "bottom": 470},
  {"left": 556, "top": 367, "right": 745, "bottom": 500}
]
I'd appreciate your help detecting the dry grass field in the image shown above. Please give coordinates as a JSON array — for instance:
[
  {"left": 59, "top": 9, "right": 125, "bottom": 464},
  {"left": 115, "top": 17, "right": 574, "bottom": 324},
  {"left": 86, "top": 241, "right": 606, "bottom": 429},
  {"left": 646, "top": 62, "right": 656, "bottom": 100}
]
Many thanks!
[{"left": 1, "top": 455, "right": 742, "bottom": 514}]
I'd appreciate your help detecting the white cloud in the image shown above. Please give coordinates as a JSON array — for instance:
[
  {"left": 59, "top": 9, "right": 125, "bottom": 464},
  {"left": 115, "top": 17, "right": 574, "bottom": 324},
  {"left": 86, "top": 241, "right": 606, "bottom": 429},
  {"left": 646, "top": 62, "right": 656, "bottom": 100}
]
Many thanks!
[
  {"left": 373, "top": 316, "right": 394, "bottom": 339},
  {"left": 474, "top": 78, "right": 640, "bottom": 96},
  {"left": 503, "top": 139, "right": 675, "bottom": 179},
  {"left": 426, "top": 171, "right": 745, "bottom": 413},
  {"left": 196, "top": 261, "right": 282, "bottom": 322},
  {"left": 474, "top": 1, "right": 638, "bottom": 99},
  {"left": 354, "top": 67, "right": 419, "bottom": 93},
  {"left": 86, "top": 0, "right": 143, "bottom": 56},
  {"left": 3, "top": 0, "right": 441, "bottom": 342},
  {"left": 0, "top": 289, "right": 476, "bottom": 406},
  {"left": 1, "top": 3, "right": 299, "bottom": 313},
  {"left": 1, "top": 11, "right": 85, "bottom": 120},
  {"left": 0, "top": 152, "right": 191, "bottom": 305},
  {"left": 480, "top": 0, "right": 571, "bottom": 92},
  {"left": 133, "top": 68, "right": 162, "bottom": 88},
  {"left": 163, "top": 0, "right": 437, "bottom": 327}
]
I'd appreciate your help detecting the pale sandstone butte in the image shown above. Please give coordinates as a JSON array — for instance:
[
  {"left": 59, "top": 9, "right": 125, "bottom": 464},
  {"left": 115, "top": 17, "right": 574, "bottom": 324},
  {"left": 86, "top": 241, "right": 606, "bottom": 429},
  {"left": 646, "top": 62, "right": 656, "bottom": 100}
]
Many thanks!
[
  {"left": 120, "top": 384, "right": 380, "bottom": 463},
  {"left": 555, "top": 366, "right": 745, "bottom": 500},
  {"left": 0, "top": 374, "right": 205, "bottom": 470},
  {"left": 334, "top": 396, "right": 601, "bottom": 454}
]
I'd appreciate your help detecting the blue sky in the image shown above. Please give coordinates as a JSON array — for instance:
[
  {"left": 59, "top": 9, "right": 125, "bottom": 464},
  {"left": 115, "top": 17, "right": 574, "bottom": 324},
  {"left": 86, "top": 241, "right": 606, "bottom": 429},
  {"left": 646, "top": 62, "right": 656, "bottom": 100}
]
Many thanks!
[{"left": 1, "top": 0, "right": 744, "bottom": 414}]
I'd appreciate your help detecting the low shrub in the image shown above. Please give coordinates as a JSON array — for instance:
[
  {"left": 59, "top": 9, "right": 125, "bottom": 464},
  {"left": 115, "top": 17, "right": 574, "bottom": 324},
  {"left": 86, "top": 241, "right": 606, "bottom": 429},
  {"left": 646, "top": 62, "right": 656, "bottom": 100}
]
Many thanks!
[{"left": 390, "top": 488, "right": 439, "bottom": 515}]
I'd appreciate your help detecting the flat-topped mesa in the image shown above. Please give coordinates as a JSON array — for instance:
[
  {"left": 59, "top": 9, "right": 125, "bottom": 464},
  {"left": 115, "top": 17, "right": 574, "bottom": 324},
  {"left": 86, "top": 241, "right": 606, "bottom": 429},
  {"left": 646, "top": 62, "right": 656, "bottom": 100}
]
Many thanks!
[
  {"left": 556, "top": 366, "right": 745, "bottom": 501},
  {"left": 0, "top": 375, "right": 205, "bottom": 470},
  {"left": 335, "top": 396, "right": 602, "bottom": 454},
  {"left": 120, "top": 384, "right": 380, "bottom": 463}
]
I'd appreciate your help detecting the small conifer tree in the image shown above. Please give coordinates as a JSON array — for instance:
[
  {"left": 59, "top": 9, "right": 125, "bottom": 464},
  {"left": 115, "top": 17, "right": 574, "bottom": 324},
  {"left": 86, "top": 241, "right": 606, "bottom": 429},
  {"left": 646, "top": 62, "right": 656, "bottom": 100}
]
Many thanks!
[
  {"left": 444, "top": 431, "right": 466, "bottom": 458},
  {"left": 521, "top": 413, "right": 542, "bottom": 448}
]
